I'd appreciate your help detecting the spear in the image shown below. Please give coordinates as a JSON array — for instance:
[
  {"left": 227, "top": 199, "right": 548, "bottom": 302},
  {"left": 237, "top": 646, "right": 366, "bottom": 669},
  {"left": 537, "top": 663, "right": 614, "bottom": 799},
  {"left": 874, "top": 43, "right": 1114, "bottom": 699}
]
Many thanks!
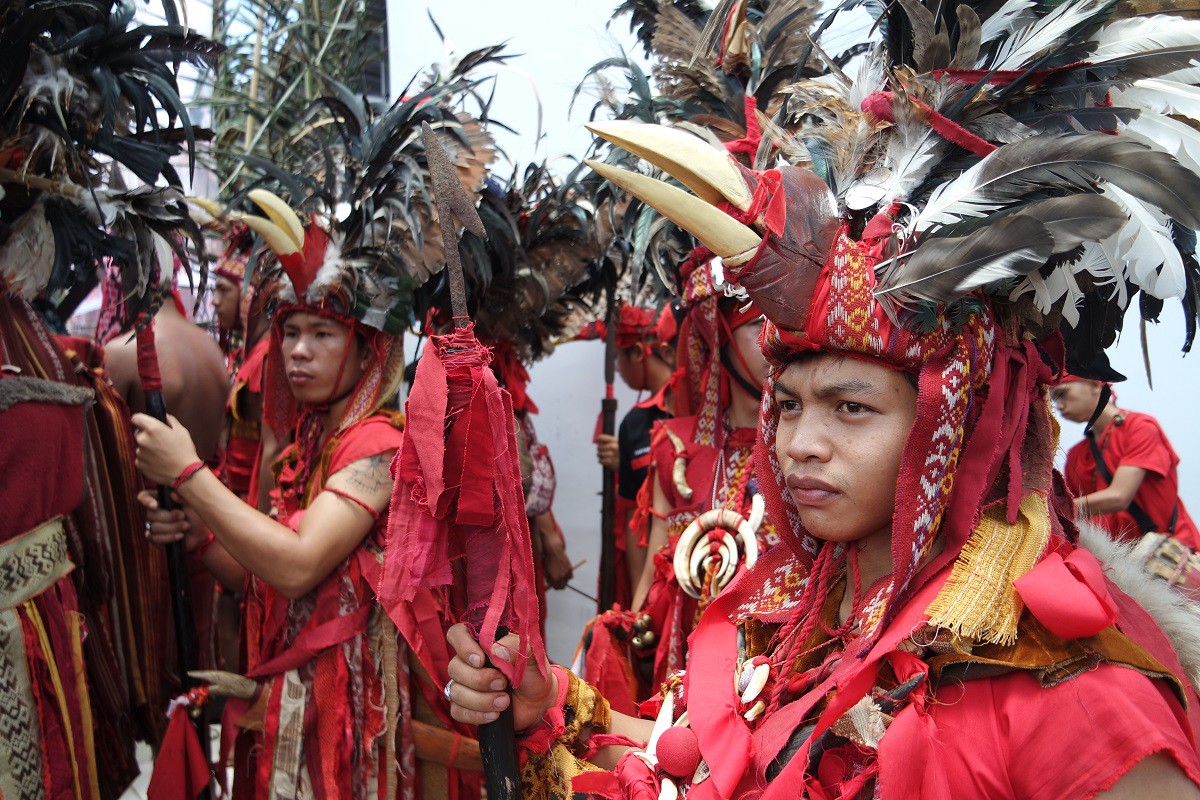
[
  {"left": 135, "top": 317, "right": 210, "bottom": 794},
  {"left": 598, "top": 287, "right": 619, "bottom": 612},
  {"left": 379, "top": 123, "right": 543, "bottom": 800}
]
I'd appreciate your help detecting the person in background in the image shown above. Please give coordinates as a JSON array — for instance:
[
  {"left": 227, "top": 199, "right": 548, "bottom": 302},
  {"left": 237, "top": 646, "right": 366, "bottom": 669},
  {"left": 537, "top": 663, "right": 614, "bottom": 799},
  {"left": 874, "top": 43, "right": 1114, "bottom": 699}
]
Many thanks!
[
  {"left": 1054, "top": 377, "right": 1200, "bottom": 548},
  {"left": 595, "top": 303, "right": 678, "bottom": 604}
]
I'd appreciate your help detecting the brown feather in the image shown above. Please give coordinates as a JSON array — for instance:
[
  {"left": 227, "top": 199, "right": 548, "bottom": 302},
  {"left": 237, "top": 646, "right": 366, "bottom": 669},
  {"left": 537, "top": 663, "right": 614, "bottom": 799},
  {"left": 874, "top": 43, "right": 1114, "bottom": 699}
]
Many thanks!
[{"left": 949, "top": 5, "right": 982, "bottom": 70}]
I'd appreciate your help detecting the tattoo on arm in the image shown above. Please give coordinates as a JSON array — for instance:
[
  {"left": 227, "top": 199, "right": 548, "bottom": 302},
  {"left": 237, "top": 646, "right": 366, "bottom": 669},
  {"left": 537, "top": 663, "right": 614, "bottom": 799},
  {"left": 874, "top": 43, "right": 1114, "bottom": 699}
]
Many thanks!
[
  {"left": 344, "top": 454, "right": 389, "bottom": 493},
  {"left": 328, "top": 453, "right": 392, "bottom": 511}
]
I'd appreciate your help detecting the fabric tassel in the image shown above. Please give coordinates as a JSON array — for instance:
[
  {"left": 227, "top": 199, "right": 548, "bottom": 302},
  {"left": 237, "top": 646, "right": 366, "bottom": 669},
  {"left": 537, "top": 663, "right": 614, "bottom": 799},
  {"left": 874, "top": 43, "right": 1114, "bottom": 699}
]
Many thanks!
[
  {"left": 925, "top": 493, "right": 1051, "bottom": 645},
  {"left": 147, "top": 691, "right": 211, "bottom": 800},
  {"left": 381, "top": 323, "right": 545, "bottom": 684}
]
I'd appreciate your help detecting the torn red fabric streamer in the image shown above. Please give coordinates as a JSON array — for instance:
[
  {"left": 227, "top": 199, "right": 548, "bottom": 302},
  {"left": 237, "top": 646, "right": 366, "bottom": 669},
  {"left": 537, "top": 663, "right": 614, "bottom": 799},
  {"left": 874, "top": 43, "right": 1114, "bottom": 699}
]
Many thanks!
[
  {"left": 147, "top": 691, "right": 210, "bottom": 800},
  {"left": 380, "top": 322, "right": 545, "bottom": 684}
]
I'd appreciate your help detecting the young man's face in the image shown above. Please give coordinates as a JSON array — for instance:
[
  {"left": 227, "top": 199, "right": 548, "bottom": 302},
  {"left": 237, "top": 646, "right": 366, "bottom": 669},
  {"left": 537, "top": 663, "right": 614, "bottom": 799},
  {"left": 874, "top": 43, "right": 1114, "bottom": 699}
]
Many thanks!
[
  {"left": 280, "top": 311, "right": 366, "bottom": 405},
  {"left": 1050, "top": 380, "right": 1103, "bottom": 424},
  {"left": 212, "top": 276, "right": 241, "bottom": 333},
  {"left": 773, "top": 352, "right": 917, "bottom": 546},
  {"left": 615, "top": 345, "right": 648, "bottom": 391}
]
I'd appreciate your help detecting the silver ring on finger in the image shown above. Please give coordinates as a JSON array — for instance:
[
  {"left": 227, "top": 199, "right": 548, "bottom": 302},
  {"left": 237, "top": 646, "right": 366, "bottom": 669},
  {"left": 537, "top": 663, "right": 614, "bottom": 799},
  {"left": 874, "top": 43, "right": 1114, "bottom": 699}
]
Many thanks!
[{"left": 443, "top": 678, "right": 455, "bottom": 703}]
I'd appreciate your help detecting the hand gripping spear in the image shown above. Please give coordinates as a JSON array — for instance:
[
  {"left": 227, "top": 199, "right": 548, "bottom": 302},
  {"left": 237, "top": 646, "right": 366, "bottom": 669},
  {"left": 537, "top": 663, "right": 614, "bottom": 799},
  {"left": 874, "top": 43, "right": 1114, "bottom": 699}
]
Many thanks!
[
  {"left": 378, "top": 123, "right": 547, "bottom": 800},
  {"left": 135, "top": 316, "right": 211, "bottom": 796}
]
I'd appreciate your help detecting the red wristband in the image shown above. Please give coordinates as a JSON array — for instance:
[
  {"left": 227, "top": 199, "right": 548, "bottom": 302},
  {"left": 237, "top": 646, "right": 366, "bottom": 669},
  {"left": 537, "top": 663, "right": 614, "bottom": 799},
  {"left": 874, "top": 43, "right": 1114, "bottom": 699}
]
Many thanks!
[{"left": 172, "top": 461, "right": 206, "bottom": 493}]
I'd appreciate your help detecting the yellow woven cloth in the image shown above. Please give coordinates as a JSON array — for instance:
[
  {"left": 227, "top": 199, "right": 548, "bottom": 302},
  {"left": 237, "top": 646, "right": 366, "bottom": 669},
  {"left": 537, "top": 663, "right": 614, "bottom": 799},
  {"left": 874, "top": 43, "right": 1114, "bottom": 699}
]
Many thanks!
[{"left": 926, "top": 493, "right": 1051, "bottom": 646}]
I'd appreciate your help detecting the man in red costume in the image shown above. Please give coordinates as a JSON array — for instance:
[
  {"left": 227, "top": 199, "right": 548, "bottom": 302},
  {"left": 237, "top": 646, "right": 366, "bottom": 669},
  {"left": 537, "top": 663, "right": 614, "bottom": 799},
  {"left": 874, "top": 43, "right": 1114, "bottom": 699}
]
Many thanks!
[
  {"left": 135, "top": 158, "right": 483, "bottom": 796},
  {"left": 1055, "top": 378, "right": 1199, "bottom": 548},
  {"left": 627, "top": 287, "right": 778, "bottom": 693},
  {"left": 439, "top": 3, "right": 1200, "bottom": 786},
  {"left": 595, "top": 304, "right": 677, "bottom": 603},
  {"left": 204, "top": 219, "right": 278, "bottom": 509}
]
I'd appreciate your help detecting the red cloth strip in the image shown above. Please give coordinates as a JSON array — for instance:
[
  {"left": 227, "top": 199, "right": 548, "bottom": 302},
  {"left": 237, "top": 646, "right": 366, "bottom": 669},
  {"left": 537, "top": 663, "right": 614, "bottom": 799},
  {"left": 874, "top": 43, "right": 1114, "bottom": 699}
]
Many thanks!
[
  {"left": 861, "top": 91, "right": 996, "bottom": 158},
  {"left": 246, "top": 605, "right": 371, "bottom": 677},
  {"left": 135, "top": 322, "right": 163, "bottom": 392}
]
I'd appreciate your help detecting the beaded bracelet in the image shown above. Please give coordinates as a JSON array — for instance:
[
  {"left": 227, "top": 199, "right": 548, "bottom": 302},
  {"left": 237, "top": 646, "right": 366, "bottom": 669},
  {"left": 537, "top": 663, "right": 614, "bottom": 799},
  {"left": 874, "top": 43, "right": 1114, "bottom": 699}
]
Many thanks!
[{"left": 172, "top": 461, "right": 207, "bottom": 493}]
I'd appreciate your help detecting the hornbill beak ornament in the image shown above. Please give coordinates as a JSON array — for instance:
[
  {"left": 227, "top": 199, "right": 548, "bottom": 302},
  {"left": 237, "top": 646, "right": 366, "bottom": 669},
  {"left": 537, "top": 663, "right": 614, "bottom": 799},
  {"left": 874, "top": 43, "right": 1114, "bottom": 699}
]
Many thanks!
[
  {"left": 586, "top": 120, "right": 841, "bottom": 332},
  {"left": 584, "top": 121, "right": 762, "bottom": 266}
]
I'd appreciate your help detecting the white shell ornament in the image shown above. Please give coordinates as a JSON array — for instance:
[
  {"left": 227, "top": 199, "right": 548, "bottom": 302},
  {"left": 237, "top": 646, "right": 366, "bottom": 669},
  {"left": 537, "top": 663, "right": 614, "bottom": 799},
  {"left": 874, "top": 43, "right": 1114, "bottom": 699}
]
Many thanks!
[{"left": 672, "top": 499, "right": 764, "bottom": 600}]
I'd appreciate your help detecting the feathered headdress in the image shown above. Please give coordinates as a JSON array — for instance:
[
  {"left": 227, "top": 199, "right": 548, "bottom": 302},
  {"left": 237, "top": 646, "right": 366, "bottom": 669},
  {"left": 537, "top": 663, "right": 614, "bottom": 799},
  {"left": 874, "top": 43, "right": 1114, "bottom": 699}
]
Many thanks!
[
  {"left": 0, "top": 0, "right": 219, "bottom": 314},
  {"left": 588, "top": 0, "right": 1200, "bottom": 694},
  {"left": 221, "top": 51, "right": 503, "bottom": 439}
]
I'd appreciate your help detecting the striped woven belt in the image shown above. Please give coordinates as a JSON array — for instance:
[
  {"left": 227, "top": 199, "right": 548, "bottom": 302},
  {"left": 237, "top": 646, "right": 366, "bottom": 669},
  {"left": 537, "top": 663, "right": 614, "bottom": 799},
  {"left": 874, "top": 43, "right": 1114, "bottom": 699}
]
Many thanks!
[{"left": 0, "top": 516, "right": 73, "bottom": 611}]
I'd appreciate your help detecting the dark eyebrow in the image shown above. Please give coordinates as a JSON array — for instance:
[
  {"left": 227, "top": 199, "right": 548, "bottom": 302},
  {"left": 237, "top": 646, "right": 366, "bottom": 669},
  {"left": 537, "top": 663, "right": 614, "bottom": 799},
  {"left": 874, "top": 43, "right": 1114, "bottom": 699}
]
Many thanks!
[
  {"left": 812, "top": 379, "right": 882, "bottom": 399},
  {"left": 773, "top": 377, "right": 800, "bottom": 400},
  {"left": 774, "top": 376, "right": 883, "bottom": 401}
]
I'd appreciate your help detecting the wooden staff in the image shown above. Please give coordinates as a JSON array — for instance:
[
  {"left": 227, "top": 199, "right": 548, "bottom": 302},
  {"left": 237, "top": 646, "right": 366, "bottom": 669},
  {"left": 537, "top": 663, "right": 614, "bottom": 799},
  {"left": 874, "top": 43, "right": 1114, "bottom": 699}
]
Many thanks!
[{"left": 598, "top": 286, "right": 619, "bottom": 612}]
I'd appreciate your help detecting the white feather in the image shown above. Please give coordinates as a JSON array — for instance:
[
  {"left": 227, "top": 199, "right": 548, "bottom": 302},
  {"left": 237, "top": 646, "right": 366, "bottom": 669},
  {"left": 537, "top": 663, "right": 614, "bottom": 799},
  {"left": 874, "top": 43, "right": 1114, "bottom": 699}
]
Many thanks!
[
  {"left": 1111, "top": 79, "right": 1200, "bottom": 123},
  {"left": 307, "top": 238, "right": 345, "bottom": 303},
  {"left": 911, "top": 156, "right": 1003, "bottom": 233},
  {"left": 1090, "top": 15, "right": 1200, "bottom": 61},
  {"left": 879, "top": 100, "right": 945, "bottom": 206},
  {"left": 990, "top": 0, "right": 1111, "bottom": 71},
  {"left": 816, "top": 4, "right": 881, "bottom": 63},
  {"left": 0, "top": 206, "right": 54, "bottom": 301},
  {"left": 1010, "top": 242, "right": 1125, "bottom": 325},
  {"left": 1103, "top": 184, "right": 1187, "bottom": 299},
  {"left": 979, "top": 0, "right": 1037, "bottom": 46},
  {"left": 1122, "top": 115, "right": 1200, "bottom": 175}
]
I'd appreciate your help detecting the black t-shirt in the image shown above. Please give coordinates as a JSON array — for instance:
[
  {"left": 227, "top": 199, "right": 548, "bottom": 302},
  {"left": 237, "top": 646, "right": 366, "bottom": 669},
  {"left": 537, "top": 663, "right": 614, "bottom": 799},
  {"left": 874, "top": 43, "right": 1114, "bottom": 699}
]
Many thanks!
[{"left": 617, "top": 402, "right": 672, "bottom": 500}]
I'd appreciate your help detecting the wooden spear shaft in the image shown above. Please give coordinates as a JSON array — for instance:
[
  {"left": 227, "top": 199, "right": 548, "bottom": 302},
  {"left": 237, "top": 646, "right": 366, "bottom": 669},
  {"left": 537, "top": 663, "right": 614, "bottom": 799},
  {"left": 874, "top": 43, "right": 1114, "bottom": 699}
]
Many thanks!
[{"left": 420, "top": 122, "right": 520, "bottom": 800}]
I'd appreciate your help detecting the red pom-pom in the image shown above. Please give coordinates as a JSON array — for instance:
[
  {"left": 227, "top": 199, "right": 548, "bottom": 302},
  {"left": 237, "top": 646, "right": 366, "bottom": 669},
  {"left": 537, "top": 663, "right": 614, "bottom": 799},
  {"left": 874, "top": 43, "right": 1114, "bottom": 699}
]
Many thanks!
[{"left": 656, "top": 727, "right": 701, "bottom": 778}]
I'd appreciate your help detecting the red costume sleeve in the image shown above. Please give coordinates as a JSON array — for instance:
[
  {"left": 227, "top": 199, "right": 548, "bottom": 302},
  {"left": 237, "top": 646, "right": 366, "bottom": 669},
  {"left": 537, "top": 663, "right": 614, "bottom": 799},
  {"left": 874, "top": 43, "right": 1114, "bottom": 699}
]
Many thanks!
[
  {"left": 1112, "top": 413, "right": 1176, "bottom": 478},
  {"left": 327, "top": 414, "right": 404, "bottom": 476},
  {"left": 930, "top": 665, "right": 1200, "bottom": 799}
]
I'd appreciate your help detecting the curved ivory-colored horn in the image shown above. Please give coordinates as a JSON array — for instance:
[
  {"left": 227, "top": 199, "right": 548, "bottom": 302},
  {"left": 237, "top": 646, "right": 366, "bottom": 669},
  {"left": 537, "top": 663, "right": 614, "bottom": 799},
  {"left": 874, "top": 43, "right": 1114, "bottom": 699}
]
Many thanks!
[
  {"left": 737, "top": 518, "right": 760, "bottom": 571},
  {"left": 187, "top": 196, "right": 226, "bottom": 218},
  {"left": 185, "top": 197, "right": 222, "bottom": 226},
  {"left": 664, "top": 427, "right": 693, "bottom": 500},
  {"left": 586, "top": 160, "right": 761, "bottom": 260},
  {"left": 239, "top": 214, "right": 300, "bottom": 257},
  {"left": 674, "top": 519, "right": 705, "bottom": 600},
  {"left": 248, "top": 189, "right": 305, "bottom": 251},
  {"left": 587, "top": 121, "right": 753, "bottom": 211}
]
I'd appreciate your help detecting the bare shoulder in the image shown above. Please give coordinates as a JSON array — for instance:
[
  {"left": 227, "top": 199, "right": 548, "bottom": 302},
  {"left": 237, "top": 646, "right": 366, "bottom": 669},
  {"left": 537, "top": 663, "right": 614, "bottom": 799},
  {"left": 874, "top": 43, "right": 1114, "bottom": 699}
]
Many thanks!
[
  {"left": 324, "top": 452, "right": 393, "bottom": 513},
  {"left": 1097, "top": 753, "right": 1200, "bottom": 799}
]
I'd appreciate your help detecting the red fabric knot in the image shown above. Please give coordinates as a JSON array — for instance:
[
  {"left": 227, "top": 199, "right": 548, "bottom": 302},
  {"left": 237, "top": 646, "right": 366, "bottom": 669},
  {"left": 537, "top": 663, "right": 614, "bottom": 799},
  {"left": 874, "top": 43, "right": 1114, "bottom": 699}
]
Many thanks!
[{"left": 1014, "top": 547, "right": 1118, "bottom": 639}]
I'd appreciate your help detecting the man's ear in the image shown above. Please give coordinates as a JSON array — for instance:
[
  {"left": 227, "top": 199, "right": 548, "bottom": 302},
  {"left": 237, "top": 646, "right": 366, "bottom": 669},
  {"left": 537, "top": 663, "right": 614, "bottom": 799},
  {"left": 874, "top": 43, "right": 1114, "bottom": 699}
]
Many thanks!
[{"left": 660, "top": 344, "right": 677, "bottom": 370}]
